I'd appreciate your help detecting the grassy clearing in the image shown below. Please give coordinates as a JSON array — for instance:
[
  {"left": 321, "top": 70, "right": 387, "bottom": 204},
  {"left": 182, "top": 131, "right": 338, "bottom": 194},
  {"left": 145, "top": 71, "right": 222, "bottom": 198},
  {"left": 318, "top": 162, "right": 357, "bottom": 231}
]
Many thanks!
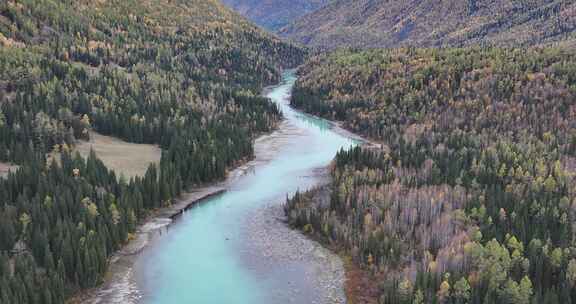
[
  {"left": 75, "top": 132, "right": 162, "bottom": 179},
  {"left": 0, "top": 162, "right": 19, "bottom": 178}
]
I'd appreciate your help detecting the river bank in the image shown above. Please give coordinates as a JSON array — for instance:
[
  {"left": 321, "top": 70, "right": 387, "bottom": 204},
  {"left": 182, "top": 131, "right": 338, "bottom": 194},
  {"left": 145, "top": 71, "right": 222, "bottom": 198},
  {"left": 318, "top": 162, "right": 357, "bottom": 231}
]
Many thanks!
[
  {"left": 77, "top": 72, "right": 360, "bottom": 304},
  {"left": 70, "top": 131, "right": 274, "bottom": 304},
  {"left": 284, "top": 101, "right": 386, "bottom": 304}
]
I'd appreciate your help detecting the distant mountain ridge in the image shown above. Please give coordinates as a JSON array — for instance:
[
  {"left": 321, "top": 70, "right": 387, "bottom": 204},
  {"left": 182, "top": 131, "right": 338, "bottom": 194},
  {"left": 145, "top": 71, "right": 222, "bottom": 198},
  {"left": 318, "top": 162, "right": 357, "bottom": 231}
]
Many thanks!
[
  {"left": 221, "top": 0, "right": 331, "bottom": 31},
  {"left": 279, "top": 0, "right": 576, "bottom": 49}
]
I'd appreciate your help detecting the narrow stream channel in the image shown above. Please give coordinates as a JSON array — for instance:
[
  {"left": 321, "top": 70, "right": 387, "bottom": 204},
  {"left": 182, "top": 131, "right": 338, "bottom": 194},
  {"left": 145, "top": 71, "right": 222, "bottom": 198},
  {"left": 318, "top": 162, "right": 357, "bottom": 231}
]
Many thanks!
[{"left": 133, "top": 71, "right": 358, "bottom": 303}]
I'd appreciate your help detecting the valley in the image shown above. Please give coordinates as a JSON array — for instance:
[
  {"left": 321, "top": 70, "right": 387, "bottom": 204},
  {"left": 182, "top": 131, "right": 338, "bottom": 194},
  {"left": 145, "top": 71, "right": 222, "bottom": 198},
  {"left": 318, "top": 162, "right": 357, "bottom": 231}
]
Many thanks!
[
  {"left": 123, "top": 71, "right": 354, "bottom": 304},
  {"left": 1, "top": 1, "right": 576, "bottom": 304}
]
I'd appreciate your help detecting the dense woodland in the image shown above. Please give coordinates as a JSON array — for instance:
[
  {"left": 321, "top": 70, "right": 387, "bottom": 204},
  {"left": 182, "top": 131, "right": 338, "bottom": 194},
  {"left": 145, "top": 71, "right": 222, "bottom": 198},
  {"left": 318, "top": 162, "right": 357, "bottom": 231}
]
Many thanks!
[
  {"left": 286, "top": 47, "right": 576, "bottom": 303},
  {"left": 0, "top": 0, "right": 304, "bottom": 303}
]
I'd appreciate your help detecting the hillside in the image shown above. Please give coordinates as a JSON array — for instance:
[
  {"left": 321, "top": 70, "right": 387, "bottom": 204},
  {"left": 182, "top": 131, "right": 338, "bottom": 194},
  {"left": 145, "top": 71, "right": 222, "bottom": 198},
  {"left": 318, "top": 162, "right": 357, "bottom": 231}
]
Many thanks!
[
  {"left": 286, "top": 47, "right": 576, "bottom": 303},
  {"left": 0, "top": 0, "right": 304, "bottom": 303},
  {"left": 221, "top": 0, "right": 330, "bottom": 31},
  {"left": 279, "top": 0, "right": 576, "bottom": 49}
]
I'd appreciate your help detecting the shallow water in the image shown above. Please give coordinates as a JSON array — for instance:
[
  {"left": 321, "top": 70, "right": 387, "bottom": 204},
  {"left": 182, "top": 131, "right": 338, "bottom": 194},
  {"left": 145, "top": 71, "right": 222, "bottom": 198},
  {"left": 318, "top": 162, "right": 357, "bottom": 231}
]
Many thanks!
[{"left": 134, "top": 71, "right": 357, "bottom": 304}]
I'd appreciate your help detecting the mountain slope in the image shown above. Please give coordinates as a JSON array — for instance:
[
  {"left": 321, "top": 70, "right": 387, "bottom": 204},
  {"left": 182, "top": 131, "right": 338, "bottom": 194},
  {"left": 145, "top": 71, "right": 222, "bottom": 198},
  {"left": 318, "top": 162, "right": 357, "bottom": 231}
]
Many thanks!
[
  {"left": 0, "top": 0, "right": 304, "bottom": 303},
  {"left": 287, "top": 47, "right": 576, "bottom": 303},
  {"left": 279, "top": 0, "right": 576, "bottom": 49},
  {"left": 221, "top": 0, "right": 330, "bottom": 31}
]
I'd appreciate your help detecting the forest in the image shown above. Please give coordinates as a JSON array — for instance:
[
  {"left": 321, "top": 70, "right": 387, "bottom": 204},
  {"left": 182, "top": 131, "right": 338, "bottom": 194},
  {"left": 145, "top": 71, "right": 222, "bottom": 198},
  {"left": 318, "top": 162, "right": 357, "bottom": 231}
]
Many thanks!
[
  {"left": 279, "top": 0, "right": 576, "bottom": 50},
  {"left": 286, "top": 47, "right": 576, "bottom": 304},
  {"left": 0, "top": 0, "right": 304, "bottom": 303}
]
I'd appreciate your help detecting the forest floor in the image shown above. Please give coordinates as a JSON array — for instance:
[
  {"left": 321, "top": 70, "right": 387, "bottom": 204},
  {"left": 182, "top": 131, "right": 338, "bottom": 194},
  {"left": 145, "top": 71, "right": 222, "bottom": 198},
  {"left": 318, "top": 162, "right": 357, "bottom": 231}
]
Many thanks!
[
  {"left": 75, "top": 132, "right": 162, "bottom": 179},
  {"left": 0, "top": 162, "right": 19, "bottom": 178},
  {"left": 342, "top": 257, "right": 381, "bottom": 304}
]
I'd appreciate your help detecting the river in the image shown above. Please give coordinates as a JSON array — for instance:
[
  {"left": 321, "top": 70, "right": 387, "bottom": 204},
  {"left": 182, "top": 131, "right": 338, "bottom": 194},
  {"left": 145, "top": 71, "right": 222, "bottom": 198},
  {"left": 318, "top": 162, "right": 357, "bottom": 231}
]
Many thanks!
[{"left": 123, "top": 71, "right": 358, "bottom": 303}]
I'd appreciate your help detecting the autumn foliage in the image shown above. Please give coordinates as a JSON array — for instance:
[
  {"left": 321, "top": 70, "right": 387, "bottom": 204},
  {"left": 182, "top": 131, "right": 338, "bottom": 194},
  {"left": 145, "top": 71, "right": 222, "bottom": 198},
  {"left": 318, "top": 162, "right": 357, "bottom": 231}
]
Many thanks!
[{"left": 287, "top": 47, "right": 576, "bottom": 303}]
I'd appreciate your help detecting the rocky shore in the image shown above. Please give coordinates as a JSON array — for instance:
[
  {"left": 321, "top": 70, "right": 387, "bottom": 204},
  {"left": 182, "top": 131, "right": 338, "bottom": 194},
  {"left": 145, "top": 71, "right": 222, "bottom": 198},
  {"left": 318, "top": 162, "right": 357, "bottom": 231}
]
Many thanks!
[{"left": 242, "top": 203, "right": 347, "bottom": 304}]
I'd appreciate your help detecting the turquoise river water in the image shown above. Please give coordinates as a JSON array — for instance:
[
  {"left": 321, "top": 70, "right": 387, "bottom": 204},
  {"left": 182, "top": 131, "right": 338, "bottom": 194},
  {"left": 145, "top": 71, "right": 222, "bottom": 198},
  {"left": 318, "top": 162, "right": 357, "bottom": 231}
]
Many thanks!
[{"left": 133, "top": 71, "right": 358, "bottom": 303}]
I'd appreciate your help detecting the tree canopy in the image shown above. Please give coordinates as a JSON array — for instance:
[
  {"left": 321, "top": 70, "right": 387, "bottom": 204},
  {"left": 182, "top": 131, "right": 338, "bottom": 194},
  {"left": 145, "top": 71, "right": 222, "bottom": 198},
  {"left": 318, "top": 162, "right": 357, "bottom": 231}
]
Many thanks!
[
  {"left": 0, "top": 0, "right": 305, "bottom": 303},
  {"left": 286, "top": 47, "right": 576, "bottom": 304}
]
